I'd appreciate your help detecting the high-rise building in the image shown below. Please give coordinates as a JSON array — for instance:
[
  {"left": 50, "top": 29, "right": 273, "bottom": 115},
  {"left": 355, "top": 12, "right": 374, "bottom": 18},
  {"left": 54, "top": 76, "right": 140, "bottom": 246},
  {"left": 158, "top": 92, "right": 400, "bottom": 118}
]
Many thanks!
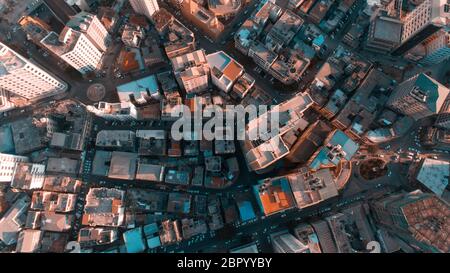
[
  {"left": 392, "top": 0, "right": 449, "bottom": 56},
  {"left": 370, "top": 190, "right": 449, "bottom": 253},
  {"left": 365, "top": 9, "right": 403, "bottom": 54},
  {"left": 42, "top": 12, "right": 110, "bottom": 75},
  {"left": 67, "top": 12, "right": 110, "bottom": 52},
  {"left": 387, "top": 73, "right": 449, "bottom": 120},
  {"left": 0, "top": 42, "right": 68, "bottom": 100},
  {"left": 129, "top": 0, "right": 160, "bottom": 20},
  {"left": 420, "top": 28, "right": 450, "bottom": 65}
]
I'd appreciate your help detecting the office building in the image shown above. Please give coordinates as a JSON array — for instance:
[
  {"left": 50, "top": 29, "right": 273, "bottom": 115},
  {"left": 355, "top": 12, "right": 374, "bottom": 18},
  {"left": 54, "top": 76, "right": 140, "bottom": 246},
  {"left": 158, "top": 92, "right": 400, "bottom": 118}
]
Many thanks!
[
  {"left": 387, "top": 73, "right": 449, "bottom": 120},
  {"left": 365, "top": 10, "right": 403, "bottom": 53},
  {"left": 42, "top": 12, "right": 110, "bottom": 75},
  {"left": 130, "top": 0, "right": 160, "bottom": 19},
  {"left": 393, "top": 0, "right": 449, "bottom": 56},
  {"left": 420, "top": 28, "right": 450, "bottom": 65},
  {"left": 0, "top": 42, "right": 68, "bottom": 100}
]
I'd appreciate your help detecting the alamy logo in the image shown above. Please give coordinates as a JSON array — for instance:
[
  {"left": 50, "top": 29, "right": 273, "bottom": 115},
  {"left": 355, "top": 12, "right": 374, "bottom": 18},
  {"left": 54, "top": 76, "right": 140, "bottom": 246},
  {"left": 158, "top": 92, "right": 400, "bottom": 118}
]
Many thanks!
[{"left": 169, "top": 97, "right": 280, "bottom": 150}]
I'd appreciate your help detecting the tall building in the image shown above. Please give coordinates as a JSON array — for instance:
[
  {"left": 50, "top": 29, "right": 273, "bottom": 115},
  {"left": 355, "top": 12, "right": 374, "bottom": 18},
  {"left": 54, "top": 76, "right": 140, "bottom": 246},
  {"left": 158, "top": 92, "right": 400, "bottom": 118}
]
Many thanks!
[
  {"left": 0, "top": 42, "right": 68, "bottom": 101},
  {"left": 365, "top": 9, "right": 403, "bottom": 54},
  {"left": 420, "top": 28, "right": 450, "bottom": 65},
  {"left": 371, "top": 190, "right": 449, "bottom": 253},
  {"left": 392, "top": 0, "right": 450, "bottom": 56},
  {"left": 66, "top": 12, "right": 110, "bottom": 52},
  {"left": 180, "top": 0, "right": 225, "bottom": 39},
  {"left": 129, "top": 0, "right": 160, "bottom": 20},
  {"left": 387, "top": 73, "right": 449, "bottom": 120},
  {"left": 42, "top": 12, "right": 110, "bottom": 75}
]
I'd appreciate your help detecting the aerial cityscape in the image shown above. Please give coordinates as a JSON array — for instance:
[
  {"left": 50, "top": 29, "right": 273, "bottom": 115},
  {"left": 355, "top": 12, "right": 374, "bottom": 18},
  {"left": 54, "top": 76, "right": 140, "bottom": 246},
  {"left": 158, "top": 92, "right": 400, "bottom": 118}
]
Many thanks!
[{"left": 0, "top": 0, "right": 449, "bottom": 256}]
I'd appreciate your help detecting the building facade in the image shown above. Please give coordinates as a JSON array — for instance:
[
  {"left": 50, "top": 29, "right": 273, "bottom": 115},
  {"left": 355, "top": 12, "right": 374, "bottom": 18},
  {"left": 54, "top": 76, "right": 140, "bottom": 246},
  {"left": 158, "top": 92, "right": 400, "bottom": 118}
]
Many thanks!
[
  {"left": 42, "top": 12, "right": 110, "bottom": 75},
  {"left": 0, "top": 42, "right": 68, "bottom": 100},
  {"left": 387, "top": 73, "right": 449, "bottom": 120},
  {"left": 393, "top": 0, "right": 449, "bottom": 56},
  {"left": 130, "top": 0, "right": 160, "bottom": 19},
  {"left": 420, "top": 28, "right": 450, "bottom": 65}
]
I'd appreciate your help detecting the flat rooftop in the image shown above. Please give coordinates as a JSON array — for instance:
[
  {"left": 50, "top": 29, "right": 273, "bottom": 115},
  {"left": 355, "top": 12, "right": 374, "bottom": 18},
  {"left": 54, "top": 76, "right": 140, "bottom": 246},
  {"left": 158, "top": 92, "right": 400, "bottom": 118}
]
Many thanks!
[
  {"left": 108, "top": 152, "right": 138, "bottom": 180},
  {"left": 416, "top": 158, "right": 449, "bottom": 197},
  {"left": 373, "top": 16, "right": 402, "bottom": 43},
  {"left": 116, "top": 75, "right": 159, "bottom": 102}
]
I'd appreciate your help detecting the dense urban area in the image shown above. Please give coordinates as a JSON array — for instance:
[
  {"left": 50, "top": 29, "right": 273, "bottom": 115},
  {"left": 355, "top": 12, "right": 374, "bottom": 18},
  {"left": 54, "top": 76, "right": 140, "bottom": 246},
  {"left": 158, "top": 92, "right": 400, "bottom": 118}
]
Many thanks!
[{"left": 0, "top": 0, "right": 449, "bottom": 254}]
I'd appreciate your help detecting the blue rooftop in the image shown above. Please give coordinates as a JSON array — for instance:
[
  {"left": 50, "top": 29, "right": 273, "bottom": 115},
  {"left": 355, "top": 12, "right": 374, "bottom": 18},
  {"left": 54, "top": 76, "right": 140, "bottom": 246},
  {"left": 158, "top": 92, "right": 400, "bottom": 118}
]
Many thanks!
[
  {"left": 207, "top": 51, "right": 231, "bottom": 71},
  {"left": 313, "top": 35, "right": 325, "bottom": 47},
  {"left": 147, "top": 236, "right": 161, "bottom": 249},
  {"left": 123, "top": 227, "right": 146, "bottom": 253},
  {"left": 309, "top": 130, "right": 359, "bottom": 170},
  {"left": 143, "top": 223, "right": 159, "bottom": 237},
  {"left": 116, "top": 75, "right": 159, "bottom": 102},
  {"left": 238, "top": 201, "right": 256, "bottom": 222}
]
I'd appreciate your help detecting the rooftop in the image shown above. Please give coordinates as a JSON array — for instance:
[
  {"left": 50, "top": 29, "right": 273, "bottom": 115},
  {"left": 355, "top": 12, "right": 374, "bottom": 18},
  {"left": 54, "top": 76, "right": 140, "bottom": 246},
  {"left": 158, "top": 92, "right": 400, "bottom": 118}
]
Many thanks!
[
  {"left": 400, "top": 192, "right": 450, "bottom": 253},
  {"left": 108, "top": 152, "right": 138, "bottom": 180},
  {"left": 416, "top": 158, "right": 449, "bottom": 197},
  {"left": 207, "top": 51, "right": 244, "bottom": 90},
  {"left": 82, "top": 188, "right": 125, "bottom": 227},
  {"left": 42, "top": 176, "right": 82, "bottom": 193},
  {"left": 123, "top": 227, "right": 146, "bottom": 253},
  {"left": 288, "top": 168, "right": 339, "bottom": 209},
  {"left": 253, "top": 177, "right": 295, "bottom": 216},
  {"left": 95, "top": 130, "right": 136, "bottom": 150},
  {"left": 0, "top": 42, "right": 27, "bottom": 75},
  {"left": 0, "top": 194, "right": 30, "bottom": 245},
  {"left": 136, "top": 163, "right": 165, "bottom": 182},
  {"left": 167, "top": 193, "right": 192, "bottom": 214},
  {"left": 309, "top": 130, "right": 359, "bottom": 171},
  {"left": 11, "top": 162, "right": 46, "bottom": 190},
  {"left": 116, "top": 75, "right": 160, "bottom": 103},
  {"left": 372, "top": 14, "right": 402, "bottom": 43}
]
